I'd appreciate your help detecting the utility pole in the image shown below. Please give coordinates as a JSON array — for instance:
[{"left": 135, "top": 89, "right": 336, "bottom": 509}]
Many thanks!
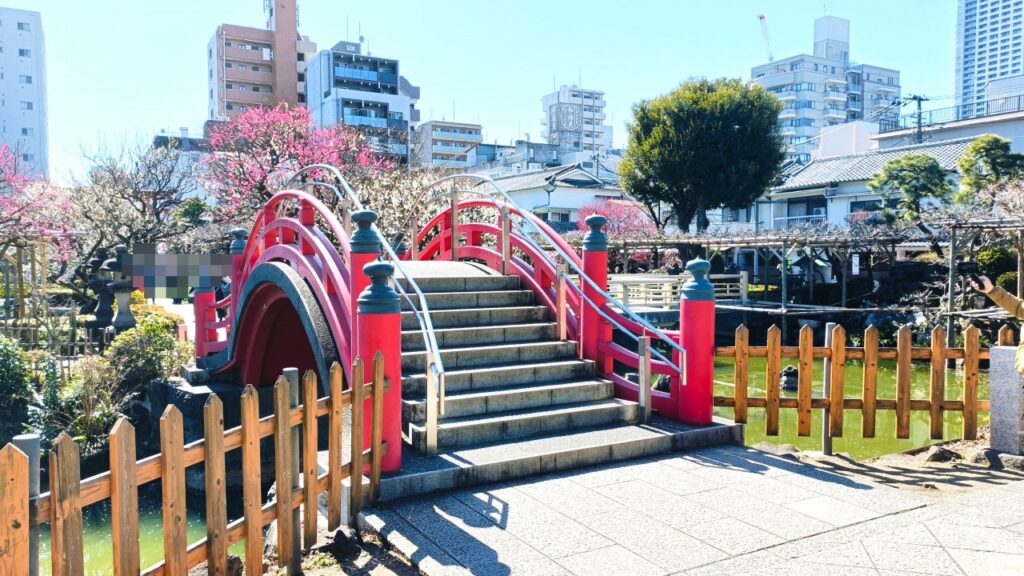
[{"left": 906, "top": 94, "right": 930, "bottom": 144}]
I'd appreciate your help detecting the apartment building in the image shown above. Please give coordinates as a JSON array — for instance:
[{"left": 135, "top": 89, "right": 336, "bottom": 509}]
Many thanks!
[
  {"left": 0, "top": 7, "right": 47, "bottom": 175},
  {"left": 540, "top": 85, "right": 613, "bottom": 155},
  {"left": 207, "top": 0, "right": 317, "bottom": 120},
  {"left": 413, "top": 120, "right": 482, "bottom": 168},
  {"left": 751, "top": 16, "right": 900, "bottom": 163},
  {"left": 956, "top": 0, "right": 1024, "bottom": 117},
  {"left": 305, "top": 40, "right": 420, "bottom": 161}
]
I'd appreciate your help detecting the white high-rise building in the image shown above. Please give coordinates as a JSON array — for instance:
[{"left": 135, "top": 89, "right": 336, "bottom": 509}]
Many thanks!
[
  {"left": 541, "top": 85, "right": 612, "bottom": 155},
  {"left": 751, "top": 16, "right": 900, "bottom": 164},
  {"left": 0, "top": 7, "right": 47, "bottom": 176},
  {"left": 956, "top": 0, "right": 1024, "bottom": 116}
]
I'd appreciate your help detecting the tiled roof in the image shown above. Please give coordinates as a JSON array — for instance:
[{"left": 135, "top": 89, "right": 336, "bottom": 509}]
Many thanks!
[
  {"left": 486, "top": 163, "right": 611, "bottom": 192},
  {"left": 776, "top": 137, "right": 978, "bottom": 192}
]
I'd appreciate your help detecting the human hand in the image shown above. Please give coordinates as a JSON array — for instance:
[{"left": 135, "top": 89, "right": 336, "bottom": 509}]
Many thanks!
[{"left": 971, "top": 274, "right": 994, "bottom": 294}]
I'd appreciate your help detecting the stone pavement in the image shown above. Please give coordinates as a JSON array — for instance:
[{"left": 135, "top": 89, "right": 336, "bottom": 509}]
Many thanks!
[{"left": 362, "top": 445, "right": 1024, "bottom": 575}]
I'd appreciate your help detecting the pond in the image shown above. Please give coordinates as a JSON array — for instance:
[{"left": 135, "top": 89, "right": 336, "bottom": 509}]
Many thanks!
[
  {"left": 713, "top": 356, "right": 990, "bottom": 460},
  {"left": 39, "top": 487, "right": 247, "bottom": 575}
]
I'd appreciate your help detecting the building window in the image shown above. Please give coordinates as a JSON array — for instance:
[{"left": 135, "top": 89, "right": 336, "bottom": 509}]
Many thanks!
[
  {"left": 16, "top": 22, "right": 29, "bottom": 31},
  {"left": 225, "top": 62, "right": 232, "bottom": 68},
  {"left": 19, "top": 101, "right": 32, "bottom": 110},
  {"left": 18, "top": 48, "right": 30, "bottom": 57},
  {"left": 298, "top": 53, "right": 305, "bottom": 61},
  {"left": 21, "top": 153, "right": 33, "bottom": 162},
  {"left": 237, "top": 64, "right": 246, "bottom": 71},
  {"left": 18, "top": 75, "right": 31, "bottom": 84},
  {"left": 226, "top": 103, "right": 234, "bottom": 110},
  {"left": 252, "top": 65, "right": 260, "bottom": 71},
  {"left": 21, "top": 128, "right": 32, "bottom": 136}
]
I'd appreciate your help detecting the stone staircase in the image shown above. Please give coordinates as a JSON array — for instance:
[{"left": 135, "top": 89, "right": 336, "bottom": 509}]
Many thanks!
[
  {"left": 367, "top": 261, "right": 742, "bottom": 503},
  {"left": 397, "top": 269, "right": 637, "bottom": 452}
]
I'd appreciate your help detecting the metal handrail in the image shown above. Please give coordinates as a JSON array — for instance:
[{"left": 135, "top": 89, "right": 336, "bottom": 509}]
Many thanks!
[
  {"left": 414, "top": 174, "right": 687, "bottom": 366},
  {"left": 561, "top": 273, "right": 684, "bottom": 376},
  {"left": 283, "top": 165, "right": 445, "bottom": 452}
]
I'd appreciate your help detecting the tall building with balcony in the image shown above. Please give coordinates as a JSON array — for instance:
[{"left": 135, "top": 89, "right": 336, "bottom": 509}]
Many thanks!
[
  {"left": 305, "top": 41, "right": 420, "bottom": 162},
  {"left": 207, "top": 0, "right": 317, "bottom": 120},
  {"left": 1, "top": 7, "right": 47, "bottom": 175},
  {"left": 751, "top": 16, "right": 900, "bottom": 163},
  {"left": 413, "top": 121, "right": 482, "bottom": 168},
  {"left": 956, "top": 0, "right": 1024, "bottom": 117},
  {"left": 540, "top": 85, "right": 612, "bottom": 155}
]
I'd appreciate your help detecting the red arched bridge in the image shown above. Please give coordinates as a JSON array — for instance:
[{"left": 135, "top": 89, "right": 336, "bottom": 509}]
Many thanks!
[{"left": 194, "top": 166, "right": 714, "bottom": 463}]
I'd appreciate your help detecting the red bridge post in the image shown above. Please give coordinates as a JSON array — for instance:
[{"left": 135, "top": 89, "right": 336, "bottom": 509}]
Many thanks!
[
  {"left": 351, "top": 210, "right": 382, "bottom": 359},
  {"left": 678, "top": 258, "right": 715, "bottom": 424},
  {"left": 193, "top": 288, "right": 215, "bottom": 358},
  {"left": 581, "top": 215, "right": 612, "bottom": 376},
  {"left": 357, "top": 261, "right": 402, "bottom": 473}
]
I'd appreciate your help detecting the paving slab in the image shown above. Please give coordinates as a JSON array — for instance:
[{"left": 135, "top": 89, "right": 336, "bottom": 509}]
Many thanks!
[{"left": 362, "top": 446, "right": 1024, "bottom": 576}]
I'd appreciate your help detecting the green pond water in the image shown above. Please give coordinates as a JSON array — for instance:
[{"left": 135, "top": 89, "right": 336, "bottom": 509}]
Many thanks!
[
  {"left": 42, "top": 357, "right": 988, "bottom": 572},
  {"left": 713, "top": 356, "right": 990, "bottom": 460},
  {"left": 39, "top": 489, "right": 247, "bottom": 575}
]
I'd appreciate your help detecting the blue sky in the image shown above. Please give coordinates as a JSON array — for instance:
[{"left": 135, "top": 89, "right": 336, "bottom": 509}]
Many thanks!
[{"left": 12, "top": 0, "right": 956, "bottom": 184}]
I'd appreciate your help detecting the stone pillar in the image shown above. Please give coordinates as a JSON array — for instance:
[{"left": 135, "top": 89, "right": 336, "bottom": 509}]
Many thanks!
[
  {"left": 581, "top": 215, "right": 612, "bottom": 376},
  {"left": 229, "top": 227, "right": 249, "bottom": 320},
  {"left": 678, "top": 258, "right": 716, "bottom": 425},
  {"left": 357, "top": 261, "right": 403, "bottom": 472},
  {"left": 990, "top": 346, "right": 1024, "bottom": 455},
  {"left": 350, "top": 210, "right": 381, "bottom": 359}
]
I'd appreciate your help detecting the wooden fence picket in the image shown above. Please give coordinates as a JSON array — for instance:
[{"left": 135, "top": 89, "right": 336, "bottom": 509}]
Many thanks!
[
  {"left": 109, "top": 418, "right": 139, "bottom": 576},
  {"left": 371, "top": 351, "right": 385, "bottom": 502},
  {"left": 797, "top": 325, "right": 813, "bottom": 437},
  {"left": 733, "top": 325, "right": 749, "bottom": 423},
  {"left": 895, "top": 325, "right": 912, "bottom": 439},
  {"left": 963, "top": 325, "right": 980, "bottom": 440},
  {"left": 240, "top": 385, "right": 263, "bottom": 576},
  {"left": 274, "top": 375, "right": 294, "bottom": 568},
  {"left": 828, "top": 325, "right": 846, "bottom": 437},
  {"left": 350, "top": 357, "right": 365, "bottom": 525},
  {"left": 302, "top": 370, "right": 319, "bottom": 550},
  {"left": 862, "top": 326, "right": 879, "bottom": 438},
  {"left": 327, "top": 362, "right": 344, "bottom": 530},
  {"left": 50, "top": 433, "right": 83, "bottom": 576},
  {"left": 159, "top": 406, "right": 187, "bottom": 575},
  {"left": 929, "top": 326, "right": 947, "bottom": 440},
  {"left": 204, "top": 395, "right": 228, "bottom": 576},
  {"left": 0, "top": 444, "right": 29, "bottom": 575},
  {"left": 765, "top": 325, "right": 781, "bottom": 436}
]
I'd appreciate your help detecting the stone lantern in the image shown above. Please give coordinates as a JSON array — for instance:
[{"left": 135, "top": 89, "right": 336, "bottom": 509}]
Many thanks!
[
  {"left": 106, "top": 245, "right": 137, "bottom": 334},
  {"left": 85, "top": 248, "right": 115, "bottom": 332}
]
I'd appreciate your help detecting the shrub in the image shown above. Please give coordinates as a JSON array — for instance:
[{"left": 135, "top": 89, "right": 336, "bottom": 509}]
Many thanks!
[
  {"left": 997, "top": 271, "right": 1018, "bottom": 292},
  {"left": 105, "top": 316, "right": 191, "bottom": 388},
  {"left": 977, "top": 246, "right": 1016, "bottom": 278},
  {"left": 0, "top": 335, "right": 32, "bottom": 445}
]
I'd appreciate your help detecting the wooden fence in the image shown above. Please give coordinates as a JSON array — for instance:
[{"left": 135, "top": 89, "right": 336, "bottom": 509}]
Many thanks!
[
  {"left": 714, "top": 323, "right": 1007, "bottom": 441},
  {"left": 0, "top": 354, "right": 387, "bottom": 576}
]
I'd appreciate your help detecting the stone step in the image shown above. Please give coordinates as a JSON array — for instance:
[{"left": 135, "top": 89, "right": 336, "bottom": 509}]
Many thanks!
[
  {"left": 401, "top": 322, "right": 556, "bottom": 351},
  {"left": 364, "top": 418, "right": 743, "bottom": 503},
  {"left": 402, "top": 379, "right": 614, "bottom": 423},
  {"left": 407, "top": 398, "right": 638, "bottom": 451},
  {"left": 400, "top": 290, "right": 534, "bottom": 311},
  {"left": 401, "top": 359, "right": 596, "bottom": 396},
  {"left": 401, "top": 305, "right": 548, "bottom": 330},
  {"left": 395, "top": 275, "right": 520, "bottom": 294},
  {"left": 401, "top": 340, "right": 578, "bottom": 373}
]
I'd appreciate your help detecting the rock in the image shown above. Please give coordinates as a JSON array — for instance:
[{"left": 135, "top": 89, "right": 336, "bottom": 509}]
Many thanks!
[
  {"left": 922, "top": 483, "right": 938, "bottom": 490},
  {"left": 999, "top": 454, "right": 1024, "bottom": 471},
  {"left": 924, "top": 446, "right": 960, "bottom": 463},
  {"left": 967, "top": 447, "right": 1003, "bottom": 468},
  {"left": 187, "top": 555, "right": 243, "bottom": 576}
]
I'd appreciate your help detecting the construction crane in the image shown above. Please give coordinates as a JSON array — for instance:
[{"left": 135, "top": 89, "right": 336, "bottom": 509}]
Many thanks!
[{"left": 758, "top": 14, "right": 774, "bottom": 62}]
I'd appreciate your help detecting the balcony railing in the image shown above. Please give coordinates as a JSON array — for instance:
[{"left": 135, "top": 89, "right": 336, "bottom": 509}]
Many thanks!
[
  {"left": 773, "top": 214, "right": 826, "bottom": 230},
  {"left": 335, "top": 67, "right": 378, "bottom": 81},
  {"left": 344, "top": 115, "right": 388, "bottom": 128},
  {"left": 878, "top": 94, "right": 1024, "bottom": 133},
  {"left": 431, "top": 129, "right": 482, "bottom": 141}
]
